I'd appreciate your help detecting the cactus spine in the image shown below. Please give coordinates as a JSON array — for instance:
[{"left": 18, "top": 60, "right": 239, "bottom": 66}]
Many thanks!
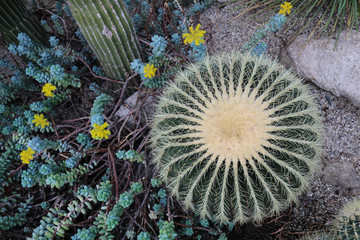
[
  {"left": 299, "top": 231, "right": 335, "bottom": 240},
  {"left": 150, "top": 52, "right": 323, "bottom": 224},
  {"left": 333, "top": 197, "right": 360, "bottom": 240},
  {"left": 0, "top": 0, "right": 48, "bottom": 45},
  {"left": 67, "top": 0, "right": 141, "bottom": 80}
]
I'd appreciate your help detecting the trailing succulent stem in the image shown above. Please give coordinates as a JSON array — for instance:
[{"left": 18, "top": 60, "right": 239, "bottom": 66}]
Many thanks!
[
  {"left": 150, "top": 52, "right": 323, "bottom": 224},
  {"left": 67, "top": 0, "right": 142, "bottom": 80},
  {"left": 0, "top": 0, "right": 48, "bottom": 45}
]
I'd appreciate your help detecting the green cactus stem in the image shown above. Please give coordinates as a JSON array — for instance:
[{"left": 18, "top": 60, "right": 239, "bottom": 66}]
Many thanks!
[
  {"left": 150, "top": 52, "right": 323, "bottom": 224},
  {"left": 0, "top": 0, "right": 48, "bottom": 46},
  {"left": 67, "top": 0, "right": 141, "bottom": 80},
  {"left": 334, "top": 197, "right": 360, "bottom": 240}
]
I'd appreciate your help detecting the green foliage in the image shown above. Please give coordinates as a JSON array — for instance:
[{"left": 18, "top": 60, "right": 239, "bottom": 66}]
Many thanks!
[
  {"left": 91, "top": 196, "right": 134, "bottom": 239},
  {"left": 218, "top": 233, "right": 228, "bottom": 240},
  {"left": 116, "top": 149, "right": 144, "bottom": 163},
  {"left": 227, "top": 0, "right": 360, "bottom": 46},
  {"left": 242, "top": 14, "right": 286, "bottom": 56},
  {"left": 150, "top": 52, "right": 323, "bottom": 224},
  {"left": 76, "top": 133, "right": 93, "bottom": 149},
  {"left": 0, "top": 139, "right": 24, "bottom": 189},
  {"left": 90, "top": 94, "right": 112, "bottom": 125},
  {"left": 200, "top": 218, "right": 209, "bottom": 228},
  {"left": 137, "top": 231, "right": 151, "bottom": 240},
  {"left": 0, "top": 196, "right": 32, "bottom": 230},
  {"left": 127, "top": 0, "right": 211, "bottom": 89},
  {"left": 72, "top": 226, "right": 98, "bottom": 240},
  {"left": 151, "top": 178, "right": 162, "bottom": 188},
  {"left": 158, "top": 189, "right": 167, "bottom": 199},
  {"left": 45, "top": 161, "right": 95, "bottom": 189},
  {"left": 119, "top": 191, "right": 134, "bottom": 208},
  {"left": 158, "top": 221, "right": 178, "bottom": 240},
  {"left": 30, "top": 195, "right": 95, "bottom": 239},
  {"left": 21, "top": 137, "right": 93, "bottom": 189},
  {"left": 130, "top": 182, "right": 143, "bottom": 194},
  {"left": 30, "top": 208, "right": 67, "bottom": 239},
  {"left": 96, "top": 180, "right": 113, "bottom": 202}
]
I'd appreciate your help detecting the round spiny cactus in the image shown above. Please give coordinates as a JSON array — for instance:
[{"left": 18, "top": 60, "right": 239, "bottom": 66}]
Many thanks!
[
  {"left": 334, "top": 197, "right": 360, "bottom": 239},
  {"left": 150, "top": 52, "right": 323, "bottom": 224}
]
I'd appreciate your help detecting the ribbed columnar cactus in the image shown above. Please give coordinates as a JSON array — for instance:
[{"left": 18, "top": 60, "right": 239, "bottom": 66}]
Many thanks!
[
  {"left": 0, "top": 0, "right": 48, "bottom": 45},
  {"left": 150, "top": 52, "right": 323, "bottom": 224},
  {"left": 334, "top": 197, "right": 360, "bottom": 239},
  {"left": 67, "top": 0, "right": 141, "bottom": 80}
]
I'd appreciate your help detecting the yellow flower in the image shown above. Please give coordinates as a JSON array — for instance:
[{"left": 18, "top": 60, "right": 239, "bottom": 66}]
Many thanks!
[
  {"left": 32, "top": 114, "right": 50, "bottom": 129},
  {"left": 20, "top": 147, "right": 35, "bottom": 164},
  {"left": 143, "top": 64, "right": 157, "bottom": 79},
  {"left": 42, "top": 83, "right": 56, "bottom": 97},
  {"left": 90, "top": 122, "right": 111, "bottom": 140},
  {"left": 182, "top": 24, "right": 206, "bottom": 46},
  {"left": 279, "top": 2, "right": 292, "bottom": 15}
]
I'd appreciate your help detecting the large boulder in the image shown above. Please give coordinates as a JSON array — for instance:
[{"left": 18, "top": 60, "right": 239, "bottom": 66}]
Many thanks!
[{"left": 280, "top": 32, "right": 360, "bottom": 107}]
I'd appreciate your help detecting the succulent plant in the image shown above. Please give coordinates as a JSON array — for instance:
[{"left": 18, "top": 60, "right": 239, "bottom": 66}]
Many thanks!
[
  {"left": 67, "top": 0, "right": 141, "bottom": 80},
  {"left": 150, "top": 52, "right": 323, "bottom": 224},
  {"left": 333, "top": 197, "right": 360, "bottom": 240}
]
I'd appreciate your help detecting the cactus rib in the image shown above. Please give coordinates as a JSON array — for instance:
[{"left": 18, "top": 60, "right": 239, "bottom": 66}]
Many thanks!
[
  {"left": 0, "top": 0, "right": 48, "bottom": 45},
  {"left": 150, "top": 52, "right": 323, "bottom": 224},
  {"left": 67, "top": 0, "right": 141, "bottom": 80}
]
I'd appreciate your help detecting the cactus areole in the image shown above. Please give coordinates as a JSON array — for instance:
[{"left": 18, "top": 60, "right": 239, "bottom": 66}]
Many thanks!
[{"left": 150, "top": 52, "right": 323, "bottom": 224}]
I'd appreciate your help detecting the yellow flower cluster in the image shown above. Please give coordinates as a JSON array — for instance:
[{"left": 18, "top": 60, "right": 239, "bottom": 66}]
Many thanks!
[
  {"left": 42, "top": 83, "right": 56, "bottom": 97},
  {"left": 279, "top": 2, "right": 292, "bottom": 15},
  {"left": 32, "top": 114, "right": 50, "bottom": 129},
  {"left": 182, "top": 24, "right": 206, "bottom": 46},
  {"left": 143, "top": 64, "right": 157, "bottom": 79},
  {"left": 90, "top": 122, "right": 111, "bottom": 140},
  {"left": 20, "top": 147, "right": 35, "bottom": 164}
]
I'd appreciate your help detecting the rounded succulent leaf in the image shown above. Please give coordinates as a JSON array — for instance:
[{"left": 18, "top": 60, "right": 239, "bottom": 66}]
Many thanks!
[{"left": 150, "top": 52, "right": 323, "bottom": 224}]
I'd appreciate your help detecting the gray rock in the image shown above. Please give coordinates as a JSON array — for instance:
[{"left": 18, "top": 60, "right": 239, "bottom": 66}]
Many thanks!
[
  {"left": 322, "top": 161, "right": 360, "bottom": 194},
  {"left": 115, "top": 91, "right": 156, "bottom": 127},
  {"left": 280, "top": 32, "right": 360, "bottom": 107}
]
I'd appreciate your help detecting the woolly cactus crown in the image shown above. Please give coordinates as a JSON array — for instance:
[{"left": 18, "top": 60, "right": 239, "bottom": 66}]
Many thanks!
[{"left": 150, "top": 52, "right": 323, "bottom": 224}]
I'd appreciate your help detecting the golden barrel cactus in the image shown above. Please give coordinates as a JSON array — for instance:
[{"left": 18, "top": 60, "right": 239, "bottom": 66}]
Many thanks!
[
  {"left": 150, "top": 52, "right": 323, "bottom": 224},
  {"left": 333, "top": 197, "right": 360, "bottom": 239}
]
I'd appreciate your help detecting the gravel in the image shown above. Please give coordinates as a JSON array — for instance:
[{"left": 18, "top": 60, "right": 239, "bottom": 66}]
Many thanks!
[{"left": 200, "top": 1, "right": 360, "bottom": 239}]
